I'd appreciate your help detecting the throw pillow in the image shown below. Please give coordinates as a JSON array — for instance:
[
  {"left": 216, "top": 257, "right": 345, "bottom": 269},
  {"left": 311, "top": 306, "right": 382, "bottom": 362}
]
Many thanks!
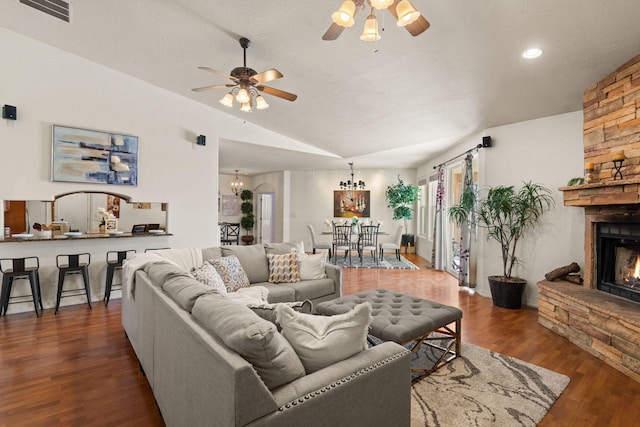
[
  {"left": 192, "top": 294, "right": 305, "bottom": 390},
  {"left": 190, "top": 262, "right": 227, "bottom": 294},
  {"left": 297, "top": 253, "right": 327, "bottom": 280},
  {"left": 267, "top": 252, "right": 300, "bottom": 284},
  {"left": 209, "top": 255, "right": 251, "bottom": 292},
  {"left": 275, "top": 302, "right": 372, "bottom": 374}
]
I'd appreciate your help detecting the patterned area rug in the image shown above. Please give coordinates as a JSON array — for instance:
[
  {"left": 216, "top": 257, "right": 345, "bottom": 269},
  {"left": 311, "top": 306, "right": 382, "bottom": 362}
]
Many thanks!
[
  {"left": 411, "top": 343, "right": 570, "bottom": 427},
  {"left": 327, "top": 254, "right": 418, "bottom": 269}
]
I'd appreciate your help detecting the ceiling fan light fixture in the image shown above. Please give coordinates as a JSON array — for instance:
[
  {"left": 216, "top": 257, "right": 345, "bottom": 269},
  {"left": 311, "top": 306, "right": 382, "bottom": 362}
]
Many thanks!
[
  {"left": 240, "top": 102, "right": 252, "bottom": 113},
  {"left": 255, "top": 95, "right": 269, "bottom": 110},
  {"left": 396, "top": 0, "right": 420, "bottom": 26},
  {"left": 369, "top": 0, "right": 393, "bottom": 9},
  {"left": 360, "top": 14, "right": 381, "bottom": 41},
  {"left": 236, "top": 88, "right": 250, "bottom": 104},
  {"left": 219, "top": 92, "right": 234, "bottom": 107},
  {"left": 332, "top": 0, "right": 356, "bottom": 27}
]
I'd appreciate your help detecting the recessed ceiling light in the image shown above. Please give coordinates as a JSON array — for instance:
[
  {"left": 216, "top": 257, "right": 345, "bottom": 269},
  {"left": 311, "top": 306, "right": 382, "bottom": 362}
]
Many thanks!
[{"left": 522, "top": 48, "right": 543, "bottom": 59}]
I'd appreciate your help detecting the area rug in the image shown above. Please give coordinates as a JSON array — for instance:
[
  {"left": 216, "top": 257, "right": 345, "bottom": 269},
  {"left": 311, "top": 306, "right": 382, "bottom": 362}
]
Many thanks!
[
  {"left": 411, "top": 343, "right": 570, "bottom": 426},
  {"left": 328, "top": 254, "right": 419, "bottom": 269}
]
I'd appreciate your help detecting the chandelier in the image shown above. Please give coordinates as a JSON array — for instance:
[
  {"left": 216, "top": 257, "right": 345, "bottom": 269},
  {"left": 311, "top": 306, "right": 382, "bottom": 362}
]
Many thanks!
[
  {"left": 231, "top": 170, "right": 243, "bottom": 195},
  {"left": 330, "top": 0, "right": 422, "bottom": 42},
  {"left": 339, "top": 162, "right": 365, "bottom": 190}
]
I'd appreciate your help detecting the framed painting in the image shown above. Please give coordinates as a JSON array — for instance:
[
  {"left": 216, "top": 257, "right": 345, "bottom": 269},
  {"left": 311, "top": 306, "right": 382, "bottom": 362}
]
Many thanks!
[
  {"left": 333, "top": 190, "right": 370, "bottom": 218},
  {"left": 52, "top": 125, "right": 138, "bottom": 185}
]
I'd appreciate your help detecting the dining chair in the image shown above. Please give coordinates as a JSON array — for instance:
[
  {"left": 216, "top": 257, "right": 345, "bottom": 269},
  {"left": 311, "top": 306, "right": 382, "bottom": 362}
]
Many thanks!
[
  {"left": 380, "top": 224, "right": 404, "bottom": 261},
  {"left": 332, "top": 223, "right": 353, "bottom": 265},
  {"left": 358, "top": 224, "right": 380, "bottom": 265},
  {"left": 307, "top": 224, "right": 332, "bottom": 259},
  {"left": 221, "top": 223, "right": 240, "bottom": 245}
]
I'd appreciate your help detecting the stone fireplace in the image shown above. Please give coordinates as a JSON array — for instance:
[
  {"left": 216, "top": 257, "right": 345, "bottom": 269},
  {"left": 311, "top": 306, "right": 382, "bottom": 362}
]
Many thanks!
[{"left": 537, "top": 54, "right": 640, "bottom": 383}]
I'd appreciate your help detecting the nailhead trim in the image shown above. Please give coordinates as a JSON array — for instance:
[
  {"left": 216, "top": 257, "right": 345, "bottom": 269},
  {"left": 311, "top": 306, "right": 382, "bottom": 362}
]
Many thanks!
[{"left": 276, "top": 350, "right": 410, "bottom": 412}]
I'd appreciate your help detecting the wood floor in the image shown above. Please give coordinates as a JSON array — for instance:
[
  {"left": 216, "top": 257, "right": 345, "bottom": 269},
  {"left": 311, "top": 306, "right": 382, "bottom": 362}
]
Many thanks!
[{"left": 2, "top": 254, "right": 640, "bottom": 426}]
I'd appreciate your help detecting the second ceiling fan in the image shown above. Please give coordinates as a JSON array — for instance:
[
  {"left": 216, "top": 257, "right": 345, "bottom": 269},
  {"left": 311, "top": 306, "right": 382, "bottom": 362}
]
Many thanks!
[
  {"left": 323, "top": 0, "right": 429, "bottom": 41},
  {"left": 191, "top": 38, "right": 297, "bottom": 112}
]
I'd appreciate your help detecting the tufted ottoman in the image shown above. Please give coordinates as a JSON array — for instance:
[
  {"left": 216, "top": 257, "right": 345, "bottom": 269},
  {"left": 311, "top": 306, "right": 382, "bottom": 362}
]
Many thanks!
[{"left": 316, "top": 289, "right": 462, "bottom": 383}]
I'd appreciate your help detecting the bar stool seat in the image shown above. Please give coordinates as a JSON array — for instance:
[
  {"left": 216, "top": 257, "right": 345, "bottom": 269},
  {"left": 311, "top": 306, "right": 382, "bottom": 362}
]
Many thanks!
[
  {"left": 105, "top": 250, "right": 136, "bottom": 305},
  {"left": 55, "top": 253, "right": 92, "bottom": 314},
  {"left": 0, "top": 257, "right": 43, "bottom": 317}
]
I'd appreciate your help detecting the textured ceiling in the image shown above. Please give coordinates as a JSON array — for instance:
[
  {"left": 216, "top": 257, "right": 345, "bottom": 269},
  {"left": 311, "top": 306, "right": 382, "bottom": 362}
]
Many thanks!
[{"left": 2, "top": 0, "right": 640, "bottom": 175}]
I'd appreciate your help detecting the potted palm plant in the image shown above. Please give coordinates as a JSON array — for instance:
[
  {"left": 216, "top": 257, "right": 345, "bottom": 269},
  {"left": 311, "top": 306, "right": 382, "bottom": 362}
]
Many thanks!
[
  {"left": 240, "top": 189, "right": 255, "bottom": 245},
  {"left": 385, "top": 175, "right": 420, "bottom": 249},
  {"left": 448, "top": 181, "right": 554, "bottom": 309}
]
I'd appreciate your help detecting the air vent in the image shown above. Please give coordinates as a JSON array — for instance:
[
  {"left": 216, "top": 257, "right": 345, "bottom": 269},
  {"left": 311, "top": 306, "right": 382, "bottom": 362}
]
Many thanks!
[{"left": 20, "top": 0, "right": 71, "bottom": 23}]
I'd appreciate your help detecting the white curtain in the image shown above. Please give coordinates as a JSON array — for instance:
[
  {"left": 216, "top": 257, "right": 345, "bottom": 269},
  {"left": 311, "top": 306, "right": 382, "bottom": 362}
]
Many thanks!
[
  {"left": 431, "top": 166, "right": 446, "bottom": 270},
  {"left": 456, "top": 153, "right": 477, "bottom": 287}
]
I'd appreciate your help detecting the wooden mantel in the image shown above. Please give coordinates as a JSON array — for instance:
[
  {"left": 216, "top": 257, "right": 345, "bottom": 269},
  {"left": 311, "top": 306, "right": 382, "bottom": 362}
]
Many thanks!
[{"left": 560, "top": 177, "right": 640, "bottom": 207}]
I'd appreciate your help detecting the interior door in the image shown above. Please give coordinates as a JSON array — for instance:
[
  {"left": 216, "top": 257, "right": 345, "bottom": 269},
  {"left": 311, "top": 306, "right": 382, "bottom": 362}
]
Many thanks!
[
  {"left": 4, "top": 200, "right": 27, "bottom": 234},
  {"left": 259, "top": 193, "right": 274, "bottom": 244}
]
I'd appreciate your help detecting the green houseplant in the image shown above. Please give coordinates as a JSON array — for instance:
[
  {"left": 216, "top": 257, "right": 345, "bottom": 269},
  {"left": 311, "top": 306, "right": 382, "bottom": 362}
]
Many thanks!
[
  {"left": 240, "top": 189, "right": 255, "bottom": 245},
  {"left": 448, "top": 181, "right": 554, "bottom": 309},
  {"left": 385, "top": 175, "right": 420, "bottom": 247}
]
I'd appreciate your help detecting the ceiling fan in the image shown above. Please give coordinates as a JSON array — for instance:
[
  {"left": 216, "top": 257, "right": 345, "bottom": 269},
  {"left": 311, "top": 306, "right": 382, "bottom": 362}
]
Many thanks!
[
  {"left": 323, "top": 0, "right": 429, "bottom": 41},
  {"left": 191, "top": 37, "right": 297, "bottom": 112}
]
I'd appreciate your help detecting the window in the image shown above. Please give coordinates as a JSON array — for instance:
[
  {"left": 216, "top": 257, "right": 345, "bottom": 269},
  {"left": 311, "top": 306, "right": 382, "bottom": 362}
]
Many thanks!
[
  {"left": 427, "top": 178, "right": 438, "bottom": 241},
  {"left": 417, "top": 180, "right": 427, "bottom": 236}
]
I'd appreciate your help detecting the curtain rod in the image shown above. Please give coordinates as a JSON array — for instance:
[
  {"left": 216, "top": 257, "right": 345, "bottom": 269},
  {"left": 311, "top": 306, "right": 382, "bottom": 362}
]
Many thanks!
[{"left": 433, "top": 143, "right": 483, "bottom": 169}]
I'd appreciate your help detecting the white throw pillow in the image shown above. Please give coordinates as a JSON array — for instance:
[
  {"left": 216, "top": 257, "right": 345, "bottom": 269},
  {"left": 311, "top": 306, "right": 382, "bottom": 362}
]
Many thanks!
[
  {"left": 275, "top": 302, "right": 372, "bottom": 374},
  {"left": 190, "top": 262, "right": 227, "bottom": 294},
  {"left": 225, "top": 286, "right": 269, "bottom": 305},
  {"left": 297, "top": 253, "right": 327, "bottom": 280}
]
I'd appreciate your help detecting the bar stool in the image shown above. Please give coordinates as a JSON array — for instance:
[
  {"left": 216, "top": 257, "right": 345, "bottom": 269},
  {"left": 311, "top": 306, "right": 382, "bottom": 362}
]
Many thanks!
[
  {"left": 0, "top": 257, "right": 43, "bottom": 317},
  {"left": 55, "top": 253, "right": 92, "bottom": 314},
  {"left": 105, "top": 250, "right": 136, "bottom": 305}
]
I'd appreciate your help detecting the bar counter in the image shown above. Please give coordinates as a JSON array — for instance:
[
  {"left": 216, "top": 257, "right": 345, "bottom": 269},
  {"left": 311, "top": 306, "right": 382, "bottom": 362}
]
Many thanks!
[{"left": 0, "top": 232, "right": 172, "bottom": 243}]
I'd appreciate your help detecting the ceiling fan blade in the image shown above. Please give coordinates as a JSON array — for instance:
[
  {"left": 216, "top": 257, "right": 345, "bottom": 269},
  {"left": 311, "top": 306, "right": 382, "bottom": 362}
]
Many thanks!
[
  {"left": 191, "top": 83, "right": 235, "bottom": 93},
  {"left": 197, "top": 66, "right": 237, "bottom": 81},
  {"left": 257, "top": 85, "right": 298, "bottom": 102},
  {"left": 251, "top": 68, "right": 284, "bottom": 84},
  {"left": 387, "top": 0, "right": 430, "bottom": 37},
  {"left": 322, "top": 23, "right": 346, "bottom": 41}
]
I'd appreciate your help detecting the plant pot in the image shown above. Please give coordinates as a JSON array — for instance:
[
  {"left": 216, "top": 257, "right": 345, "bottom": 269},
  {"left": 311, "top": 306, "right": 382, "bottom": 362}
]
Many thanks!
[
  {"left": 241, "top": 235, "right": 254, "bottom": 245},
  {"left": 488, "top": 276, "right": 526, "bottom": 309}
]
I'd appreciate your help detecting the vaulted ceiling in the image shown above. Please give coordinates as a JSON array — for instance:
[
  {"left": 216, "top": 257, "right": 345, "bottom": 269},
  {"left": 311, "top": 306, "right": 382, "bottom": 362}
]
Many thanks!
[{"left": 2, "top": 0, "right": 640, "bottom": 175}]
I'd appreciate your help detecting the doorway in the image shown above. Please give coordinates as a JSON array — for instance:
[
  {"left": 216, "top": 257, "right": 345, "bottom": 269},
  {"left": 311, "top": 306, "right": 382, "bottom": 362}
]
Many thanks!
[{"left": 259, "top": 193, "right": 275, "bottom": 244}]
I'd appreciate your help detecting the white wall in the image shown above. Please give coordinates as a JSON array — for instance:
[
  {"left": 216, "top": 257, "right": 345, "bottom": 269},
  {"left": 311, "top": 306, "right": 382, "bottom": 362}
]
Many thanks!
[
  {"left": 417, "top": 111, "right": 585, "bottom": 307},
  {"left": 288, "top": 168, "right": 417, "bottom": 252},
  {"left": 0, "top": 27, "right": 299, "bottom": 313}
]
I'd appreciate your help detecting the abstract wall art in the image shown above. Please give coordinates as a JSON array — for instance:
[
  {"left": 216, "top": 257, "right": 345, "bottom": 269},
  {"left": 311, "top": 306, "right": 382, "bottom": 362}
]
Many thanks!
[
  {"left": 333, "top": 190, "right": 370, "bottom": 218},
  {"left": 52, "top": 125, "right": 138, "bottom": 185}
]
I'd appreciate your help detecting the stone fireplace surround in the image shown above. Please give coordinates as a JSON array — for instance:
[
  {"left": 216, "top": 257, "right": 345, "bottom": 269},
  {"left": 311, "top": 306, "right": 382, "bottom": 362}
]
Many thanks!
[{"left": 537, "top": 54, "right": 640, "bottom": 383}]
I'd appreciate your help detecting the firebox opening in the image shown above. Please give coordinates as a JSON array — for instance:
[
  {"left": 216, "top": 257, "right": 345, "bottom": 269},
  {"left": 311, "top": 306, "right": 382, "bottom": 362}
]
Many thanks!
[{"left": 597, "top": 223, "right": 640, "bottom": 303}]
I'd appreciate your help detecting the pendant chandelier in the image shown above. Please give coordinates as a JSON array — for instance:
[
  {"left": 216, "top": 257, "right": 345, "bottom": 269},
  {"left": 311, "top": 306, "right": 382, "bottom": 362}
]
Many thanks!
[
  {"left": 339, "top": 162, "right": 365, "bottom": 190},
  {"left": 231, "top": 170, "right": 243, "bottom": 195}
]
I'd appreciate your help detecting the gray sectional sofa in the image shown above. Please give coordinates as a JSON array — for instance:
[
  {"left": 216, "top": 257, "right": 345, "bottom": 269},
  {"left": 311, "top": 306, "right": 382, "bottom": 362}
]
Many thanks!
[{"left": 121, "top": 243, "right": 411, "bottom": 427}]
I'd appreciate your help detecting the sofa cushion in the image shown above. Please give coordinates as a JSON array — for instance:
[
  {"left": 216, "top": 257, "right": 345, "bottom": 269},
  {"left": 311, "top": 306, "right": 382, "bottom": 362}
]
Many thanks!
[
  {"left": 275, "top": 302, "right": 372, "bottom": 374},
  {"left": 192, "top": 294, "right": 306, "bottom": 390},
  {"left": 144, "top": 261, "right": 191, "bottom": 286},
  {"left": 267, "top": 252, "right": 300, "bottom": 284},
  {"left": 265, "top": 241, "right": 305, "bottom": 255},
  {"left": 161, "top": 275, "right": 220, "bottom": 313},
  {"left": 190, "top": 262, "right": 227, "bottom": 293},
  {"left": 209, "top": 255, "right": 251, "bottom": 292},
  {"left": 249, "top": 300, "right": 313, "bottom": 331},
  {"left": 221, "top": 244, "right": 269, "bottom": 283},
  {"left": 225, "top": 286, "right": 269, "bottom": 305},
  {"left": 201, "top": 246, "right": 222, "bottom": 261},
  {"left": 280, "top": 278, "right": 336, "bottom": 301},
  {"left": 253, "top": 282, "right": 297, "bottom": 303},
  {"left": 297, "top": 253, "right": 327, "bottom": 280}
]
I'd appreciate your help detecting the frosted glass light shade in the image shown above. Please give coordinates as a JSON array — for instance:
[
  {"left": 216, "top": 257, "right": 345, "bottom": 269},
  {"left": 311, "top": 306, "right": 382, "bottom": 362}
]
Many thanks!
[
  {"left": 240, "top": 102, "right": 252, "bottom": 113},
  {"left": 255, "top": 95, "right": 269, "bottom": 110},
  {"left": 396, "top": 0, "right": 420, "bottom": 26},
  {"left": 370, "top": 0, "right": 393, "bottom": 9},
  {"left": 219, "top": 92, "right": 233, "bottom": 107},
  {"left": 331, "top": 0, "right": 356, "bottom": 27},
  {"left": 360, "top": 15, "right": 381, "bottom": 41},
  {"left": 236, "top": 88, "right": 250, "bottom": 103}
]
